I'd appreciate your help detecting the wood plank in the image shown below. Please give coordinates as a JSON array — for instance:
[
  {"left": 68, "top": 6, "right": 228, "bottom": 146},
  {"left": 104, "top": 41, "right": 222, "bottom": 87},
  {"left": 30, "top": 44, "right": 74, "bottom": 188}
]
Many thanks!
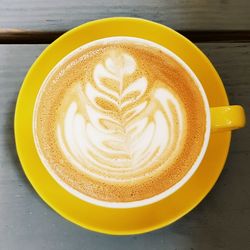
[
  {"left": 0, "top": 0, "right": 250, "bottom": 32},
  {"left": 0, "top": 44, "right": 249, "bottom": 249}
]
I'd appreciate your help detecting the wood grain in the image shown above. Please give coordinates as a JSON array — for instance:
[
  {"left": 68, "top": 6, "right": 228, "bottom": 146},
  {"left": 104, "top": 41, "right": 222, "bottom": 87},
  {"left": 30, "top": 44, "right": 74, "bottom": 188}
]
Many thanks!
[
  {"left": 0, "top": 44, "right": 249, "bottom": 249},
  {"left": 0, "top": 0, "right": 250, "bottom": 32}
]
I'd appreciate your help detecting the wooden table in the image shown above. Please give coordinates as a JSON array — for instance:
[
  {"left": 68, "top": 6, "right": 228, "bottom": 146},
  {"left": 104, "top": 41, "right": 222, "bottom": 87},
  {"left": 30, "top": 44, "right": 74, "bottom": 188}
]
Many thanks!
[{"left": 0, "top": 1, "right": 249, "bottom": 249}]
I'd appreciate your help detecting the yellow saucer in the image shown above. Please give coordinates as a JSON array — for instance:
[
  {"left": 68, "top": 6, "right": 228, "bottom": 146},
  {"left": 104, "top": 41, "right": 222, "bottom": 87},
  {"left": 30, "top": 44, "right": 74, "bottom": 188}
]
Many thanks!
[{"left": 14, "top": 17, "right": 230, "bottom": 235}]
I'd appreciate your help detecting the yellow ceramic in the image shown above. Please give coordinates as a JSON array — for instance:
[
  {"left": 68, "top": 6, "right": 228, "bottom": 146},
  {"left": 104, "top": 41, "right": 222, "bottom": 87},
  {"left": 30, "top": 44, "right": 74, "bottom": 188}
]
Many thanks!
[{"left": 14, "top": 17, "right": 246, "bottom": 235}]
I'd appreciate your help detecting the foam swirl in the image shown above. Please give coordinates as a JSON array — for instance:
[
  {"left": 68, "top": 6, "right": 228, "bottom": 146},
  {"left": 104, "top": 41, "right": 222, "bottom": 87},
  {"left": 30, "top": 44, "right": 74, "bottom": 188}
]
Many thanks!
[{"left": 56, "top": 50, "right": 186, "bottom": 183}]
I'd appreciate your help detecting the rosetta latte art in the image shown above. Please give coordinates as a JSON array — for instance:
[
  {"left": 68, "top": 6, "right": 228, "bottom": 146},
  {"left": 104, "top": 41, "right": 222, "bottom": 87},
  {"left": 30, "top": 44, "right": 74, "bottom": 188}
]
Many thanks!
[{"left": 56, "top": 50, "right": 186, "bottom": 182}]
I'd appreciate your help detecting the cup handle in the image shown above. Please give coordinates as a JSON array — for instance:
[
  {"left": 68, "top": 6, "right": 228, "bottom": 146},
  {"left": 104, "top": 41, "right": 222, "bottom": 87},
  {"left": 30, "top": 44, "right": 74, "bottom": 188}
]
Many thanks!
[{"left": 210, "top": 105, "right": 246, "bottom": 132}]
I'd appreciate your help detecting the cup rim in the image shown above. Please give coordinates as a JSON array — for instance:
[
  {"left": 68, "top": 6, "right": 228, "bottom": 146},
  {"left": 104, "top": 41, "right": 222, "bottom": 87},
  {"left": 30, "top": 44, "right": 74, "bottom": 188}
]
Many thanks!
[{"left": 33, "top": 36, "right": 211, "bottom": 209}]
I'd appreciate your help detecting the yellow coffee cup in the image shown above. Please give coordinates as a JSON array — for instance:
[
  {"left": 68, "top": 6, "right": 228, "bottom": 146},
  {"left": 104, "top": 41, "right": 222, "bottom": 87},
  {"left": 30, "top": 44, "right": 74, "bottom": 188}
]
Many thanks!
[{"left": 31, "top": 35, "right": 246, "bottom": 208}]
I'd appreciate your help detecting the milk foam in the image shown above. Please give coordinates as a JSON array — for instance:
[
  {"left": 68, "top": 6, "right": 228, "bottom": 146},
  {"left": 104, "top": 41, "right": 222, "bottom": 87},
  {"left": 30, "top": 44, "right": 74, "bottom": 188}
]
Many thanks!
[
  {"left": 34, "top": 37, "right": 207, "bottom": 203},
  {"left": 55, "top": 51, "right": 186, "bottom": 182}
]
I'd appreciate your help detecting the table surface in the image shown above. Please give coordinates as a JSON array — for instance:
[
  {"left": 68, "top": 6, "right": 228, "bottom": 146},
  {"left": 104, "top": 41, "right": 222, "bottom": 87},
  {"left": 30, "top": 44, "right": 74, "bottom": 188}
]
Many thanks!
[{"left": 0, "top": 1, "right": 249, "bottom": 249}]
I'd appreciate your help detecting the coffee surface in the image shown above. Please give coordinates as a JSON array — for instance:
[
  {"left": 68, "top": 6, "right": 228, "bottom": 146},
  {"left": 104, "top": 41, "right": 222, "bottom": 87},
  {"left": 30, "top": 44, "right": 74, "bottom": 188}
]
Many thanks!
[{"left": 34, "top": 38, "right": 206, "bottom": 202}]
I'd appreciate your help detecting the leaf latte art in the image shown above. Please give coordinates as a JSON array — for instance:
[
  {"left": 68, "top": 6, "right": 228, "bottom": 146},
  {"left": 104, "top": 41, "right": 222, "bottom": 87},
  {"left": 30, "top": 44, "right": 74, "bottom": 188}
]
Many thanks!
[
  {"left": 34, "top": 38, "right": 206, "bottom": 203},
  {"left": 56, "top": 52, "right": 185, "bottom": 182}
]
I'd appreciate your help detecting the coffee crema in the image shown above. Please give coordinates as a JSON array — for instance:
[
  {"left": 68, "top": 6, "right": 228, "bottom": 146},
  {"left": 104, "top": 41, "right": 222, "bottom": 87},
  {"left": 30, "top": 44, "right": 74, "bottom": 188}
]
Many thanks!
[{"left": 34, "top": 38, "right": 206, "bottom": 202}]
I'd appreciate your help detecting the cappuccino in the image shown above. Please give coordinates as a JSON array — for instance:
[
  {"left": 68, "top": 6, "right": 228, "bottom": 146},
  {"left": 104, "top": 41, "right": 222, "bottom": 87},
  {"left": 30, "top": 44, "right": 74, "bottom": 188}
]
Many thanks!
[{"left": 34, "top": 37, "right": 206, "bottom": 202}]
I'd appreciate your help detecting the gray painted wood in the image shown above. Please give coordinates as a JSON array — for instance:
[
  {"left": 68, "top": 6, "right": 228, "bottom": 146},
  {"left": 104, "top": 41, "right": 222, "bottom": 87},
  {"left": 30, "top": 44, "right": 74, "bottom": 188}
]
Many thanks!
[
  {"left": 0, "top": 44, "right": 249, "bottom": 249},
  {"left": 0, "top": 0, "right": 250, "bottom": 32}
]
